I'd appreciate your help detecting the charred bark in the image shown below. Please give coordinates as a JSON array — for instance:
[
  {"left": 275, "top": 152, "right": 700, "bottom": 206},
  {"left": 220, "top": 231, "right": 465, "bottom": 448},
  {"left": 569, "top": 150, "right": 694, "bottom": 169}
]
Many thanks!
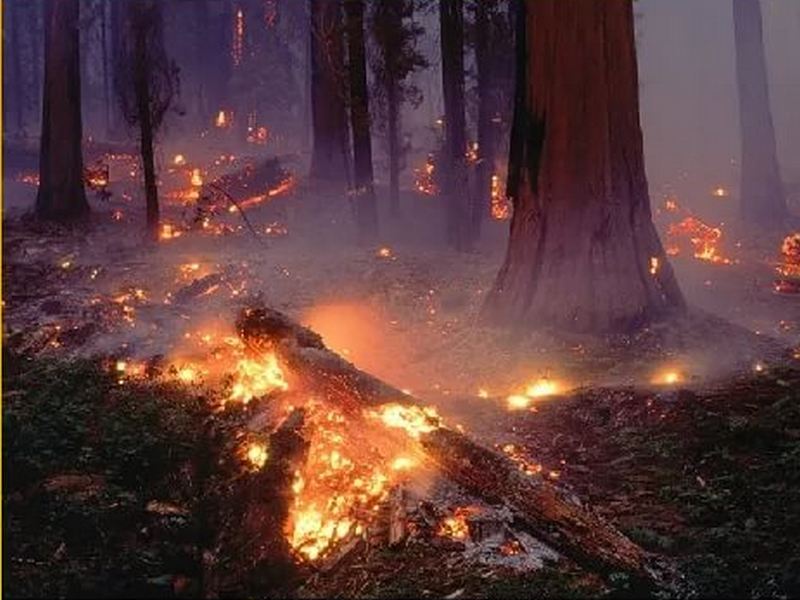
[
  {"left": 439, "top": 0, "right": 470, "bottom": 251},
  {"left": 484, "top": 0, "right": 684, "bottom": 334},
  {"left": 35, "top": 0, "right": 90, "bottom": 222},
  {"left": 733, "top": 0, "right": 787, "bottom": 225},
  {"left": 387, "top": 77, "right": 401, "bottom": 217},
  {"left": 236, "top": 305, "right": 675, "bottom": 589},
  {"left": 345, "top": 0, "right": 378, "bottom": 242},
  {"left": 309, "top": 0, "right": 351, "bottom": 185}
]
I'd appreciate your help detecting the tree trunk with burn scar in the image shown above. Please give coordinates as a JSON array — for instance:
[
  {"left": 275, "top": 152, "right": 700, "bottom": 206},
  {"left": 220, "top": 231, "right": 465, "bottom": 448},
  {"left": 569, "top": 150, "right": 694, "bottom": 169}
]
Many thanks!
[
  {"left": 236, "top": 306, "right": 677, "bottom": 590},
  {"left": 483, "top": 0, "right": 684, "bottom": 334}
]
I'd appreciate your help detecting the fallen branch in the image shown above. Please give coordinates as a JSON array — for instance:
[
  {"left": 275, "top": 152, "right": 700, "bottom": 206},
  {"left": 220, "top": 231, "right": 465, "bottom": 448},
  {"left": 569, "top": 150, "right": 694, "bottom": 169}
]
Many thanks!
[{"left": 236, "top": 306, "right": 678, "bottom": 591}]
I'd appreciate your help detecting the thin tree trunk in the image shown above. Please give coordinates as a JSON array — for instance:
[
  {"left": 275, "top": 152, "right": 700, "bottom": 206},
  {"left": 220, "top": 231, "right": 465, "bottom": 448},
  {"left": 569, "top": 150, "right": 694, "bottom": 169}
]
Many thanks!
[
  {"left": 31, "top": 1, "right": 43, "bottom": 133},
  {"left": 345, "top": 0, "right": 378, "bottom": 241},
  {"left": 35, "top": 0, "right": 89, "bottom": 222},
  {"left": 439, "top": 0, "right": 469, "bottom": 251},
  {"left": 131, "top": 1, "right": 160, "bottom": 240},
  {"left": 8, "top": 2, "right": 26, "bottom": 135},
  {"left": 309, "top": 0, "right": 350, "bottom": 185},
  {"left": 733, "top": 0, "right": 787, "bottom": 225},
  {"left": 101, "top": 0, "right": 111, "bottom": 137},
  {"left": 387, "top": 78, "right": 401, "bottom": 217},
  {"left": 473, "top": 0, "right": 495, "bottom": 241},
  {"left": 484, "top": 0, "right": 684, "bottom": 334}
]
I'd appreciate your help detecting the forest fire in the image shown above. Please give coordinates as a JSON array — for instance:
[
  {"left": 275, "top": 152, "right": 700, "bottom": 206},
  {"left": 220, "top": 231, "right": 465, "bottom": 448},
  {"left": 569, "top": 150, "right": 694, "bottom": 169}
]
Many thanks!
[
  {"left": 490, "top": 174, "right": 512, "bottom": 220},
  {"left": 667, "top": 216, "right": 735, "bottom": 264},
  {"left": 228, "top": 353, "right": 289, "bottom": 403},
  {"left": 414, "top": 154, "right": 438, "bottom": 196},
  {"left": 437, "top": 506, "right": 479, "bottom": 540},
  {"left": 774, "top": 233, "right": 800, "bottom": 294},
  {"left": 215, "top": 109, "right": 232, "bottom": 129},
  {"left": 506, "top": 377, "right": 565, "bottom": 410}
]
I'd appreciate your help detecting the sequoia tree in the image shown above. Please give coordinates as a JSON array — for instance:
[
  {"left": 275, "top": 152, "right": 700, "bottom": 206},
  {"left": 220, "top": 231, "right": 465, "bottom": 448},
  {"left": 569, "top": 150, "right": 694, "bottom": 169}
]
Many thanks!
[
  {"left": 483, "top": 0, "right": 684, "bottom": 334},
  {"left": 344, "top": 0, "right": 378, "bottom": 240},
  {"left": 35, "top": 0, "right": 90, "bottom": 222},
  {"left": 733, "top": 0, "right": 787, "bottom": 225},
  {"left": 309, "top": 0, "right": 350, "bottom": 185}
]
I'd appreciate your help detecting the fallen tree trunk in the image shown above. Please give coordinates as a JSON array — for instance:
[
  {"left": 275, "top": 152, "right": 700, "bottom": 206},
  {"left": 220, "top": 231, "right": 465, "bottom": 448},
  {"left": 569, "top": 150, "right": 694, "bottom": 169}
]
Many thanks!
[
  {"left": 204, "top": 407, "right": 308, "bottom": 597},
  {"left": 236, "top": 306, "right": 676, "bottom": 591}
]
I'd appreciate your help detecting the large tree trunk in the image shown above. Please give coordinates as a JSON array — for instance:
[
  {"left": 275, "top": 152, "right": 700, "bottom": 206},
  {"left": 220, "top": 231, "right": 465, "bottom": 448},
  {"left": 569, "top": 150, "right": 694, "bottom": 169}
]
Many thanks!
[
  {"left": 309, "top": 0, "right": 350, "bottom": 185},
  {"left": 344, "top": 0, "right": 378, "bottom": 242},
  {"left": 439, "top": 0, "right": 470, "bottom": 251},
  {"left": 35, "top": 0, "right": 90, "bottom": 222},
  {"left": 131, "top": 0, "right": 160, "bottom": 240},
  {"left": 733, "top": 0, "right": 787, "bottom": 225},
  {"left": 484, "top": 0, "right": 684, "bottom": 334}
]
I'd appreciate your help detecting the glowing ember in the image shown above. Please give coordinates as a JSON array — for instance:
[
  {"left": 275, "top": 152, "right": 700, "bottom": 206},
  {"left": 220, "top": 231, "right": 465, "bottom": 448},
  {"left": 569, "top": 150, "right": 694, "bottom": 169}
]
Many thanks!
[
  {"left": 776, "top": 233, "right": 800, "bottom": 278},
  {"left": 245, "top": 442, "right": 269, "bottom": 469},
  {"left": 371, "top": 404, "right": 442, "bottom": 439},
  {"left": 173, "top": 154, "right": 186, "bottom": 166},
  {"left": 649, "top": 256, "right": 660, "bottom": 276},
  {"left": 652, "top": 370, "right": 683, "bottom": 386},
  {"left": 215, "top": 109, "right": 232, "bottom": 129},
  {"left": 390, "top": 456, "right": 415, "bottom": 471},
  {"left": 506, "top": 377, "right": 564, "bottom": 410},
  {"left": 490, "top": 174, "right": 512, "bottom": 221},
  {"left": 190, "top": 168, "right": 203, "bottom": 187},
  {"left": 159, "top": 223, "right": 183, "bottom": 241},
  {"left": 376, "top": 246, "right": 393, "bottom": 259},
  {"left": 414, "top": 154, "right": 438, "bottom": 196},
  {"left": 667, "top": 216, "right": 734, "bottom": 265},
  {"left": 229, "top": 353, "right": 289, "bottom": 403},
  {"left": 711, "top": 186, "right": 729, "bottom": 198},
  {"left": 176, "top": 365, "right": 200, "bottom": 384},
  {"left": 465, "top": 141, "right": 479, "bottom": 164},
  {"left": 664, "top": 197, "right": 679, "bottom": 212},
  {"left": 438, "top": 506, "right": 479, "bottom": 540}
]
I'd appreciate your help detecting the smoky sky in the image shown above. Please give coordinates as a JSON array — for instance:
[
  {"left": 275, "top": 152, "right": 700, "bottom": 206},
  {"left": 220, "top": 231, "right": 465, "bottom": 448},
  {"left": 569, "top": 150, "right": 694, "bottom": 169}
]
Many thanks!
[{"left": 637, "top": 0, "right": 800, "bottom": 200}]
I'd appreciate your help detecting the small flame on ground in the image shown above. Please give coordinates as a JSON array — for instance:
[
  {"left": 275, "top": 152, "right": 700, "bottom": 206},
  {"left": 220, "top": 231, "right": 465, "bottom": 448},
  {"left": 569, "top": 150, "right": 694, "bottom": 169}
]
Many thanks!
[
  {"left": 506, "top": 377, "right": 564, "bottom": 410},
  {"left": 652, "top": 369, "right": 683, "bottom": 386},
  {"left": 245, "top": 442, "right": 269, "bottom": 469}
]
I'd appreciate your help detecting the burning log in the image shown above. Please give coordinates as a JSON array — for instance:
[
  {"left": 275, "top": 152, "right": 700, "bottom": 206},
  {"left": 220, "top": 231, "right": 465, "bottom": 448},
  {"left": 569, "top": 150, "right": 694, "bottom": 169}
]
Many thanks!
[
  {"left": 236, "top": 306, "right": 677, "bottom": 591},
  {"left": 204, "top": 407, "right": 308, "bottom": 597},
  {"left": 202, "top": 157, "right": 293, "bottom": 209}
]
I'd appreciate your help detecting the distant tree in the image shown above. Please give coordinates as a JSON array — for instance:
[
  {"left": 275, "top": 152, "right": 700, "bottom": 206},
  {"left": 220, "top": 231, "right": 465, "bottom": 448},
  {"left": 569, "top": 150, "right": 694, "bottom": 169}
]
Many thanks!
[
  {"left": 35, "top": 0, "right": 90, "bottom": 222},
  {"left": 344, "top": 0, "right": 378, "bottom": 241},
  {"left": 115, "top": 0, "right": 178, "bottom": 239},
  {"left": 439, "top": 0, "right": 470, "bottom": 250},
  {"left": 483, "top": 0, "right": 684, "bottom": 333},
  {"left": 370, "top": 0, "right": 428, "bottom": 217},
  {"left": 471, "top": 0, "right": 515, "bottom": 239},
  {"left": 732, "top": 0, "right": 787, "bottom": 225},
  {"left": 309, "top": 0, "right": 350, "bottom": 185}
]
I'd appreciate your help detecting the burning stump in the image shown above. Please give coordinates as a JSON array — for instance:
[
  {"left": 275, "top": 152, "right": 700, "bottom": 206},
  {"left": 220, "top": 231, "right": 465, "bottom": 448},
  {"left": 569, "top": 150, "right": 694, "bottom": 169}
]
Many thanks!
[{"left": 235, "top": 306, "right": 681, "bottom": 593}]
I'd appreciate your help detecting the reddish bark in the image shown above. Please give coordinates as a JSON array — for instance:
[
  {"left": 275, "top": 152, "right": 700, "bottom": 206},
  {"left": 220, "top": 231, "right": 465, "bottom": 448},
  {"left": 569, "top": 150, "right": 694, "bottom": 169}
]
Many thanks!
[
  {"left": 484, "top": 0, "right": 684, "bottom": 333},
  {"left": 35, "top": 0, "right": 90, "bottom": 222}
]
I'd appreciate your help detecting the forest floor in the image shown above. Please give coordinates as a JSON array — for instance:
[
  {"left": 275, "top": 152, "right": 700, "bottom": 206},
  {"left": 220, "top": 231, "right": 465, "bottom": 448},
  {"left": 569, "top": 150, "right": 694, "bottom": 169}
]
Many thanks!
[
  {"left": 4, "top": 352, "right": 800, "bottom": 598},
  {"left": 3, "top": 148, "right": 800, "bottom": 597}
]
